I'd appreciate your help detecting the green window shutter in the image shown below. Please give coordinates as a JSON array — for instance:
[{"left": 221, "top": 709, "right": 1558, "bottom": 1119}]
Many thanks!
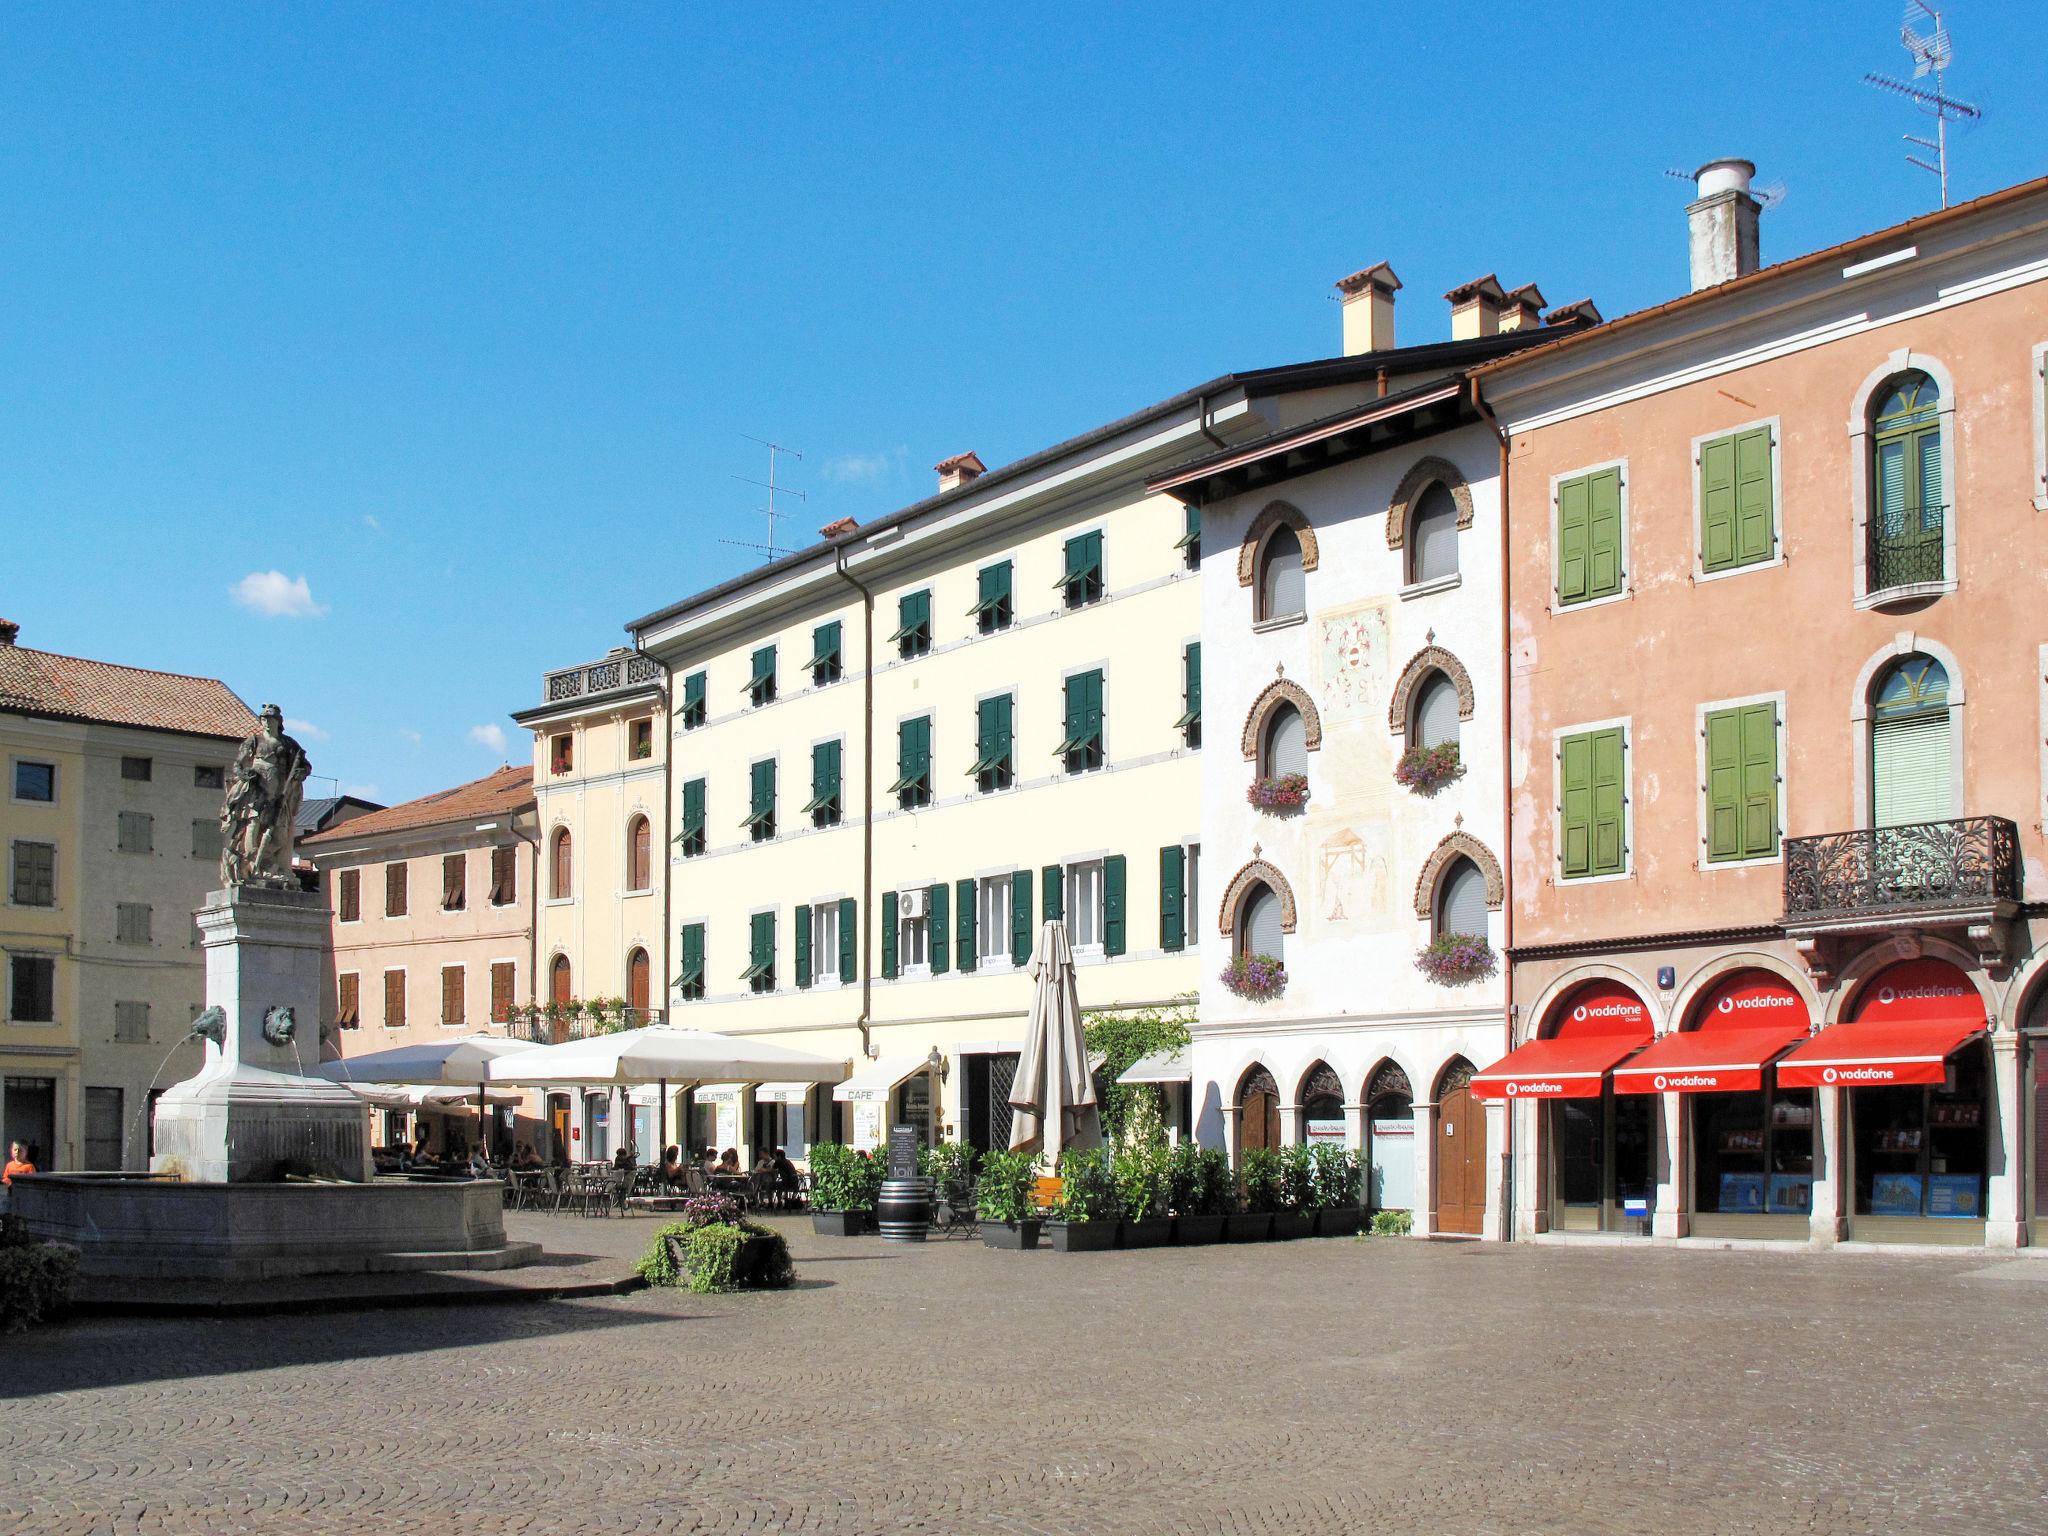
[
  {"left": 1556, "top": 476, "right": 1590, "bottom": 604},
  {"left": 794, "top": 903, "right": 813, "bottom": 989},
  {"left": 928, "top": 882, "right": 949, "bottom": 974},
  {"left": 973, "top": 562, "right": 1013, "bottom": 628},
  {"left": 680, "top": 777, "right": 706, "bottom": 851},
  {"left": 1586, "top": 467, "right": 1622, "bottom": 599},
  {"left": 1738, "top": 703, "right": 1779, "bottom": 859},
  {"left": 1042, "top": 864, "right": 1064, "bottom": 924},
  {"left": 1187, "top": 642, "right": 1200, "bottom": 720},
  {"left": 674, "top": 923, "right": 705, "bottom": 996},
  {"left": 976, "top": 697, "right": 998, "bottom": 769},
  {"left": 1102, "top": 854, "right": 1126, "bottom": 957},
  {"left": 881, "top": 891, "right": 899, "bottom": 979},
  {"left": 1559, "top": 733, "right": 1593, "bottom": 878},
  {"left": 1062, "top": 673, "right": 1085, "bottom": 751},
  {"left": 1591, "top": 728, "right": 1626, "bottom": 875},
  {"left": 822, "top": 740, "right": 840, "bottom": 806},
  {"left": 839, "top": 897, "right": 857, "bottom": 982},
  {"left": 1160, "top": 845, "right": 1186, "bottom": 952},
  {"left": 682, "top": 670, "right": 707, "bottom": 725},
  {"left": 1705, "top": 710, "right": 1743, "bottom": 862},
  {"left": 1734, "top": 427, "right": 1774, "bottom": 566},
  {"left": 1699, "top": 434, "right": 1738, "bottom": 571},
  {"left": 956, "top": 878, "right": 976, "bottom": 972},
  {"left": 1011, "top": 870, "right": 1032, "bottom": 964},
  {"left": 1560, "top": 728, "right": 1625, "bottom": 878},
  {"left": 747, "top": 910, "right": 774, "bottom": 985},
  {"left": 749, "top": 645, "right": 777, "bottom": 701}
]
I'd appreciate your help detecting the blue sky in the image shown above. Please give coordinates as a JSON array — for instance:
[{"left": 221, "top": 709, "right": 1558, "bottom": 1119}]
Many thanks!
[{"left": 5, "top": 3, "right": 2040, "bottom": 805}]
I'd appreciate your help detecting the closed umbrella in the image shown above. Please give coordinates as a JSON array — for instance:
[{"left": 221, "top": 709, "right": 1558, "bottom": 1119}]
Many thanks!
[{"left": 1009, "top": 921, "right": 1101, "bottom": 1161}]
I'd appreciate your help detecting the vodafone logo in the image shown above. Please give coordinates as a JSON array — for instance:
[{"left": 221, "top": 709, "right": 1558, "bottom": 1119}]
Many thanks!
[
  {"left": 1821, "top": 1066, "right": 1898, "bottom": 1085},
  {"left": 1877, "top": 984, "right": 1970, "bottom": 1006},
  {"left": 1574, "top": 1003, "right": 1638, "bottom": 1022},
  {"left": 1717, "top": 993, "right": 1798, "bottom": 1014},
  {"left": 1653, "top": 1075, "right": 1667, "bottom": 1091},
  {"left": 1505, "top": 1081, "right": 1517, "bottom": 1097},
  {"left": 1654, "top": 1074, "right": 1717, "bottom": 1090},
  {"left": 1505, "top": 1079, "right": 1564, "bottom": 1097}
]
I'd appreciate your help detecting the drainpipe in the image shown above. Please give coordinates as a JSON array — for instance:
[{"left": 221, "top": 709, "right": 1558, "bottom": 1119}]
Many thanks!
[
  {"left": 510, "top": 807, "right": 541, "bottom": 1043},
  {"left": 1472, "top": 374, "right": 1516, "bottom": 1241},
  {"left": 1195, "top": 392, "right": 1226, "bottom": 452},
  {"left": 833, "top": 545, "right": 876, "bottom": 1064},
  {"left": 637, "top": 644, "right": 675, "bottom": 1029}
]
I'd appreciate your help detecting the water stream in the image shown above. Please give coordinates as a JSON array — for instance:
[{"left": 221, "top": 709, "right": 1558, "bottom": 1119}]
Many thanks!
[{"left": 128, "top": 1031, "right": 202, "bottom": 1169}]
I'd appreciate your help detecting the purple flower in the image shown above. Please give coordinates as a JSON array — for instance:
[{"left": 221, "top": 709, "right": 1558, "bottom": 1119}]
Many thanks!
[{"left": 1220, "top": 953, "right": 1289, "bottom": 1000}]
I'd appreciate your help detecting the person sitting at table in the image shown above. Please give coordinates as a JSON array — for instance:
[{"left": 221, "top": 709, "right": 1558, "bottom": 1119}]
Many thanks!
[
  {"left": 659, "top": 1145, "right": 684, "bottom": 1190},
  {"left": 467, "top": 1146, "right": 493, "bottom": 1178},
  {"left": 717, "top": 1147, "right": 741, "bottom": 1175},
  {"left": 514, "top": 1142, "right": 544, "bottom": 1171},
  {"left": 771, "top": 1147, "right": 800, "bottom": 1198},
  {"left": 612, "top": 1142, "right": 636, "bottom": 1172}
]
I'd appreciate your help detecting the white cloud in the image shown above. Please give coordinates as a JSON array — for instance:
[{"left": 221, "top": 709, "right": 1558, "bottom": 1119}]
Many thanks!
[
  {"left": 399, "top": 728, "right": 422, "bottom": 748},
  {"left": 468, "top": 722, "right": 507, "bottom": 754},
  {"left": 820, "top": 451, "right": 895, "bottom": 484},
  {"left": 285, "top": 718, "right": 329, "bottom": 742},
  {"left": 363, "top": 514, "right": 382, "bottom": 532},
  {"left": 231, "top": 570, "right": 326, "bottom": 619}
]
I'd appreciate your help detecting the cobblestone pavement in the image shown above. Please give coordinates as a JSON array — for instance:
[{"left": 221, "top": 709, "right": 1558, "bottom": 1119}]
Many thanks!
[{"left": 7, "top": 1214, "right": 2047, "bottom": 1535}]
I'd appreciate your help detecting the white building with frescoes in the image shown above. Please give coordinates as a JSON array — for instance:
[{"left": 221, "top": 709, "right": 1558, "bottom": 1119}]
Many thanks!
[{"left": 1155, "top": 269, "right": 1595, "bottom": 1236}]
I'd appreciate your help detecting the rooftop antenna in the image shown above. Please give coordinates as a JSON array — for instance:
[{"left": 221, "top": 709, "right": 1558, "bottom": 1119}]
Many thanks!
[
  {"left": 1863, "top": 2, "right": 1981, "bottom": 208},
  {"left": 721, "top": 435, "right": 805, "bottom": 564},
  {"left": 1664, "top": 167, "right": 1788, "bottom": 212}
]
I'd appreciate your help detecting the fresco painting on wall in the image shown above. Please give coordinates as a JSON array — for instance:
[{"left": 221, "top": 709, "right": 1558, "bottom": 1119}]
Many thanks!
[
  {"left": 1315, "top": 599, "right": 1389, "bottom": 721},
  {"left": 1314, "top": 822, "right": 1393, "bottom": 928}
]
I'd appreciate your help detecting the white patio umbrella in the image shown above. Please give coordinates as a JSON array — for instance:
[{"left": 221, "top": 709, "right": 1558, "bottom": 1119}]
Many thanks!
[
  {"left": 318, "top": 1034, "right": 540, "bottom": 1147},
  {"left": 1009, "top": 921, "right": 1101, "bottom": 1162},
  {"left": 486, "top": 1026, "right": 846, "bottom": 1160}
]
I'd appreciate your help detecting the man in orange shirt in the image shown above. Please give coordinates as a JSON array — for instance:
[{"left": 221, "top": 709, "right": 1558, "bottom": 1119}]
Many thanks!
[{"left": 2, "top": 1140, "right": 33, "bottom": 1185}]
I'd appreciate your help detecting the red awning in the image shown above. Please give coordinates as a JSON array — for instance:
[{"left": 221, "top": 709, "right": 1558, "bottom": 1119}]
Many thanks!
[
  {"left": 1776, "top": 1019, "right": 1985, "bottom": 1089},
  {"left": 1472, "top": 1033, "right": 1646, "bottom": 1101},
  {"left": 1611, "top": 1023, "right": 1808, "bottom": 1095}
]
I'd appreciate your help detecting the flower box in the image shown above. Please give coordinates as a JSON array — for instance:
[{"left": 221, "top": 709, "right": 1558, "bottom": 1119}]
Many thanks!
[
  {"left": 1246, "top": 773, "right": 1310, "bottom": 812},
  {"left": 1415, "top": 932, "right": 1498, "bottom": 986},
  {"left": 1219, "top": 954, "right": 1288, "bottom": 1002},
  {"left": 1394, "top": 741, "right": 1463, "bottom": 795}
]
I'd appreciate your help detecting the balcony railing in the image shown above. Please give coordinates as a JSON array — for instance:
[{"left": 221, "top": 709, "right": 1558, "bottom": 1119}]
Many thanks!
[
  {"left": 509, "top": 1006, "right": 667, "bottom": 1044},
  {"left": 1866, "top": 503, "right": 1946, "bottom": 594},
  {"left": 543, "top": 650, "right": 664, "bottom": 704},
  {"left": 1783, "top": 815, "right": 2019, "bottom": 923}
]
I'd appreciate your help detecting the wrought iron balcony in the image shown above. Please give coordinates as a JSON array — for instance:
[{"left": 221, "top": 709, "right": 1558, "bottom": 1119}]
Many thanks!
[
  {"left": 509, "top": 1006, "right": 666, "bottom": 1045},
  {"left": 1783, "top": 816, "right": 2020, "bottom": 925},
  {"left": 1865, "top": 503, "right": 1947, "bottom": 595},
  {"left": 543, "top": 649, "right": 664, "bottom": 704}
]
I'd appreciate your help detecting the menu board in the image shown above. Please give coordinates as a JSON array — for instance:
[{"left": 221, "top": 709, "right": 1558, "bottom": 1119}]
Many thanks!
[
  {"left": 887, "top": 1125, "right": 919, "bottom": 1180},
  {"left": 851, "top": 1101, "right": 883, "bottom": 1152}
]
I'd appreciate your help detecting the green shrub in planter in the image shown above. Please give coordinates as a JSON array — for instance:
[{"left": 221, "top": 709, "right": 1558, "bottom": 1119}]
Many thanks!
[
  {"left": 808, "top": 1143, "right": 883, "bottom": 1213},
  {"left": 1310, "top": 1145, "right": 1364, "bottom": 1210},
  {"left": 1238, "top": 1147, "right": 1282, "bottom": 1215},
  {"left": 975, "top": 1149, "right": 1037, "bottom": 1223},
  {"left": 1051, "top": 1148, "right": 1121, "bottom": 1222},
  {"left": 638, "top": 1219, "right": 794, "bottom": 1294},
  {"left": 1277, "top": 1145, "right": 1317, "bottom": 1211},
  {"left": 1164, "top": 1142, "right": 1203, "bottom": 1214},
  {"left": 1370, "top": 1208, "right": 1414, "bottom": 1236},
  {"left": 1197, "top": 1147, "right": 1235, "bottom": 1215},
  {"left": 1113, "top": 1139, "right": 1172, "bottom": 1246},
  {"left": 919, "top": 1140, "right": 977, "bottom": 1198},
  {"left": 0, "top": 1235, "right": 78, "bottom": 1332}
]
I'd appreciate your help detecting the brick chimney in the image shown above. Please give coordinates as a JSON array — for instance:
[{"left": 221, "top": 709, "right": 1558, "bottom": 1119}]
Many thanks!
[
  {"left": 1499, "top": 283, "right": 1547, "bottom": 332},
  {"left": 0, "top": 618, "right": 17, "bottom": 646},
  {"left": 1445, "top": 275, "right": 1506, "bottom": 340},
  {"left": 1334, "top": 262, "right": 1400, "bottom": 355},
  {"left": 1544, "top": 298, "right": 1603, "bottom": 328},
  {"left": 819, "top": 516, "right": 860, "bottom": 539},
  {"left": 935, "top": 452, "right": 986, "bottom": 493},
  {"left": 1687, "top": 158, "right": 1761, "bottom": 292}
]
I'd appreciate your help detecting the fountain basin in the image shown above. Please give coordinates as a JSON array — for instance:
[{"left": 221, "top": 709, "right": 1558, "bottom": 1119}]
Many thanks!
[{"left": 11, "top": 1173, "right": 538, "bottom": 1280}]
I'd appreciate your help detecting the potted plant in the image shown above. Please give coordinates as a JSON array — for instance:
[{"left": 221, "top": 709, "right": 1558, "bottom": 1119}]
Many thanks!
[
  {"left": 1272, "top": 1145, "right": 1317, "bottom": 1239},
  {"left": 641, "top": 1195, "right": 794, "bottom": 1294},
  {"left": 1245, "top": 772, "right": 1310, "bottom": 813},
  {"left": 1219, "top": 953, "right": 1288, "bottom": 1002},
  {"left": 1045, "top": 1147, "right": 1121, "bottom": 1252},
  {"left": 1415, "top": 932, "right": 1498, "bottom": 986},
  {"left": 1311, "top": 1145, "right": 1366, "bottom": 1237},
  {"left": 1232, "top": 1148, "right": 1281, "bottom": 1241},
  {"left": 976, "top": 1149, "right": 1042, "bottom": 1249},
  {"left": 1114, "top": 1139, "right": 1172, "bottom": 1247},
  {"left": 1165, "top": 1143, "right": 1217, "bottom": 1245},
  {"left": 1393, "top": 740, "right": 1463, "bottom": 795},
  {"left": 807, "top": 1143, "right": 879, "bottom": 1236}
]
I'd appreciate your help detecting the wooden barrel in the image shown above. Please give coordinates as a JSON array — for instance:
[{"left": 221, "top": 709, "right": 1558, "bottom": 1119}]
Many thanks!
[{"left": 876, "top": 1176, "right": 932, "bottom": 1242}]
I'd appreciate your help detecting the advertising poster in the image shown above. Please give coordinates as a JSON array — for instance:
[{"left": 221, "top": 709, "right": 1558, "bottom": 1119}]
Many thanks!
[
  {"left": 1305, "top": 1119, "right": 1348, "bottom": 1146},
  {"left": 852, "top": 1101, "right": 883, "bottom": 1152},
  {"left": 1718, "top": 1173, "right": 1765, "bottom": 1213},
  {"left": 1768, "top": 1174, "right": 1813, "bottom": 1215},
  {"left": 1927, "top": 1174, "right": 1981, "bottom": 1217},
  {"left": 1870, "top": 1173, "right": 1924, "bottom": 1216}
]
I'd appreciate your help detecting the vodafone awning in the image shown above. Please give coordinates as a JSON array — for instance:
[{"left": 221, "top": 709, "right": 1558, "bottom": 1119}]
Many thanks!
[
  {"left": 1472, "top": 981, "right": 1652, "bottom": 1101},
  {"left": 1777, "top": 958, "right": 1987, "bottom": 1090},
  {"left": 1613, "top": 970, "right": 1810, "bottom": 1094}
]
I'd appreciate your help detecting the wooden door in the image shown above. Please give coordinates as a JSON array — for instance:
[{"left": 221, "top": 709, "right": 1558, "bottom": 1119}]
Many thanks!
[
  {"left": 1434, "top": 1062, "right": 1486, "bottom": 1235},
  {"left": 1239, "top": 1090, "right": 1280, "bottom": 1154}
]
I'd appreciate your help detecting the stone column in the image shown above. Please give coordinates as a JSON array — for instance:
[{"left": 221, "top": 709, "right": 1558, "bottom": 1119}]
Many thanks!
[
  {"left": 1515, "top": 1097, "right": 1545, "bottom": 1238},
  {"left": 1986, "top": 1033, "right": 2024, "bottom": 1249},
  {"left": 1483, "top": 1099, "right": 1509, "bottom": 1241},
  {"left": 1810, "top": 1085, "right": 1846, "bottom": 1246},
  {"left": 1652, "top": 1092, "right": 1687, "bottom": 1240},
  {"left": 1343, "top": 1102, "right": 1368, "bottom": 1153},
  {"left": 1277, "top": 1103, "right": 1302, "bottom": 1148},
  {"left": 1412, "top": 1099, "right": 1438, "bottom": 1236}
]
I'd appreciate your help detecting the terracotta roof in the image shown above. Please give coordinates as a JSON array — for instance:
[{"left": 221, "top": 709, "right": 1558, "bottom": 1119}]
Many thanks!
[
  {"left": 1444, "top": 274, "right": 1506, "bottom": 303},
  {"left": 1334, "top": 261, "right": 1401, "bottom": 296},
  {"left": 933, "top": 451, "right": 986, "bottom": 475},
  {"left": 0, "top": 643, "right": 258, "bottom": 739},
  {"left": 300, "top": 765, "right": 534, "bottom": 847}
]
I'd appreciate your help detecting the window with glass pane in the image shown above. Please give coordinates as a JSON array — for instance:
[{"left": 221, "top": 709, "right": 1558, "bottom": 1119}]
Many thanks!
[
  {"left": 680, "top": 670, "right": 708, "bottom": 728},
  {"left": 1262, "top": 704, "right": 1307, "bottom": 779},
  {"left": 1435, "top": 858, "right": 1487, "bottom": 940},
  {"left": 900, "top": 899, "right": 930, "bottom": 970},
  {"left": 748, "top": 645, "right": 778, "bottom": 707},
  {"left": 1869, "top": 371, "right": 1944, "bottom": 591},
  {"left": 1238, "top": 883, "right": 1283, "bottom": 964},
  {"left": 13, "top": 761, "right": 54, "bottom": 802},
  {"left": 1258, "top": 527, "right": 1305, "bottom": 621},
  {"left": 195, "top": 764, "right": 224, "bottom": 789},
  {"left": 1408, "top": 484, "right": 1460, "bottom": 583},
  {"left": 1412, "top": 673, "right": 1459, "bottom": 751},
  {"left": 1177, "top": 503, "right": 1200, "bottom": 570},
  {"left": 10, "top": 955, "right": 55, "bottom": 1021},
  {"left": 120, "top": 755, "right": 152, "bottom": 782},
  {"left": 810, "top": 621, "right": 843, "bottom": 685},
  {"left": 893, "top": 590, "right": 933, "bottom": 658},
  {"left": 1065, "top": 859, "right": 1104, "bottom": 949},
  {"left": 812, "top": 902, "right": 840, "bottom": 983},
  {"left": 1871, "top": 655, "right": 1953, "bottom": 827},
  {"left": 976, "top": 877, "right": 1011, "bottom": 965}
]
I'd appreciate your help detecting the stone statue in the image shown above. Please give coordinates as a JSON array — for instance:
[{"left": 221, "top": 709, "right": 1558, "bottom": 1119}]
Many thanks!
[{"left": 219, "top": 703, "right": 312, "bottom": 888}]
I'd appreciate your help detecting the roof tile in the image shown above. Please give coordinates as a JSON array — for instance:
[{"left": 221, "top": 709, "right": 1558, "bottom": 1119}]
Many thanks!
[
  {"left": 300, "top": 765, "right": 534, "bottom": 847},
  {"left": 0, "top": 645, "right": 258, "bottom": 739}
]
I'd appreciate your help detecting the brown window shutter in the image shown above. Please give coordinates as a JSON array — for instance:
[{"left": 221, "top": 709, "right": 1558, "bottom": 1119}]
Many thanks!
[
  {"left": 339, "top": 869, "right": 360, "bottom": 922},
  {"left": 490, "top": 962, "right": 514, "bottom": 1024},
  {"left": 443, "top": 853, "right": 466, "bottom": 910},
  {"left": 491, "top": 846, "right": 516, "bottom": 905},
  {"left": 442, "top": 966, "right": 464, "bottom": 1026},
  {"left": 386, "top": 863, "right": 407, "bottom": 918},
  {"left": 338, "top": 973, "right": 359, "bottom": 1026},
  {"left": 384, "top": 970, "right": 406, "bottom": 1029}
]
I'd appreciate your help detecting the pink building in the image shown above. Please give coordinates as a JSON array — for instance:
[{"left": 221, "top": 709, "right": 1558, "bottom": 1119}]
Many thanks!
[{"left": 1476, "top": 167, "right": 2048, "bottom": 1250}]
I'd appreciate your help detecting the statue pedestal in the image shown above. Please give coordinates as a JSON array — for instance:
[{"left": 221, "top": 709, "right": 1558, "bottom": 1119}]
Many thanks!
[{"left": 151, "top": 884, "right": 370, "bottom": 1184}]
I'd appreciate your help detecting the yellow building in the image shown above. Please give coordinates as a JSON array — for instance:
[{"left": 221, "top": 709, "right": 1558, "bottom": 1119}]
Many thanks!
[
  {"left": 0, "top": 620, "right": 256, "bottom": 1171},
  {"left": 624, "top": 354, "right": 1414, "bottom": 1162}
]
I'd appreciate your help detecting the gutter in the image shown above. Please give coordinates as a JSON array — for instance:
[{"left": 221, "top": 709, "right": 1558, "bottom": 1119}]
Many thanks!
[
  {"left": 1471, "top": 373, "right": 1515, "bottom": 1241},
  {"left": 833, "top": 547, "right": 877, "bottom": 1063}
]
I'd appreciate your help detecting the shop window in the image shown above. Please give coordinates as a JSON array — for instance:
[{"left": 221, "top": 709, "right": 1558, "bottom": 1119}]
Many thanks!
[
  {"left": 1868, "top": 370, "right": 1945, "bottom": 593},
  {"left": 1853, "top": 1037, "right": 1988, "bottom": 1225},
  {"left": 1364, "top": 1061, "right": 1415, "bottom": 1212},
  {"left": 1256, "top": 525, "right": 1304, "bottom": 623},
  {"left": 1870, "top": 655, "right": 1954, "bottom": 827}
]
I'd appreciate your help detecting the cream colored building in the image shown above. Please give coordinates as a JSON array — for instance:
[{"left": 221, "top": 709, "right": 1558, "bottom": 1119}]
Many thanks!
[
  {"left": 0, "top": 620, "right": 257, "bottom": 1171},
  {"left": 623, "top": 352, "right": 1448, "bottom": 1163},
  {"left": 512, "top": 648, "right": 668, "bottom": 1159}
]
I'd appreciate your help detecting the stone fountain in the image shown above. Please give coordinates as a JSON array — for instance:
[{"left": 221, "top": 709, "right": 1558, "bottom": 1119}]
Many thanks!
[{"left": 13, "top": 707, "right": 537, "bottom": 1280}]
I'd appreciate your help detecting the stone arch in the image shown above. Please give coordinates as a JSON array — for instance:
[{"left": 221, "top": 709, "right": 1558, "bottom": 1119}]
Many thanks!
[
  {"left": 1364, "top": 1057, "right": 1414, "bottom": 1106},
  {"left": 1295, "top": 1059, "right": 1345, "bottom": 1108},
  {"left": 1523, "top": 964, "right": 1662, "bottom": 1045},
  {"left": 1218, "top": 858, "right": 1298, "bottom": 938},
  {"left": 1240, "top": 677, "right": 1324, "bottom": 762},
  {"left": 1667, "top": 950, "right": 1822, "bottom": 1038},
  {"left": 1411, "top": 832, "right": 1504, "bottom": 920},
  {"left": 1432, "top": 1055, "right": 1477, "bottom": 1100},
  {"left": 1387, "top": 646, "right": 1477, "bottom": 736},
  {"left": 1236, "top": 1062, "right": 1279, "bottom": 1103},
  {"left": 1847, "top": 633, "right": 1967, "bottom": 831},
  {"left": 1385, "top": 455, "right": 1476, "bottom": 550},
  {"left": 1822, "top": 934, "right": 1999, "bottom": 1030},
  {"left": 1236, "top": 500, "right": 1320, "bottom": 587}
]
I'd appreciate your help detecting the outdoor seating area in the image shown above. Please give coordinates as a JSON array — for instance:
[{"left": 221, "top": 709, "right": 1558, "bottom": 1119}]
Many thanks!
[{"left": 493, "top": 1159, "right": 812, "bottom": 1218}]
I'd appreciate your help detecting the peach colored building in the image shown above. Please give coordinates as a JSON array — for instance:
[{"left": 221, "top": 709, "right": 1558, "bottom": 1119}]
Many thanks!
[
  {"left": 301, "top": 765, "right": 539, "bottom": 1155},
  {"left": 1475, "top": 166, "right": 2048, "bottom": 1251}
]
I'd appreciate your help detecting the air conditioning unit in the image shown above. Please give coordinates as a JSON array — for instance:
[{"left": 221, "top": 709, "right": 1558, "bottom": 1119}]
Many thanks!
[{"left": 900, "top": 888, "right": 927, "bottom": 920}]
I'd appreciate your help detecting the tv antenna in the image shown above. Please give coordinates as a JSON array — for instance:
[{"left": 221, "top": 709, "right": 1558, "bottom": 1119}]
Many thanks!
[
  {"left": 721, "top": 435, "right": 805, "bottom": 564},
  {"left": 1664, "top": 167, "right": 1788, "bottom": 212},
  {"left": 1864, "top": 2, "right": 1981, "bottom": 208}
]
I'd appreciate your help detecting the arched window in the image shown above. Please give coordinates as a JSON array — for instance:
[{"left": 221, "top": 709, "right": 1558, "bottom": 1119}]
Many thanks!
[
  {"left": 550, "top": 828, "right": 573, "bottom": 900},
  {"left": 1410, "top": 671, "right": 1460, "bottom": 751},
  {"left": 1434, "top": 856, "right": 1487, "bottom": 941},
  {"left": 1237, "top": 881, "right": 1285, "bottom": 965},
  {"left": 626, "top": 947, "right": 650, "bottom": 1014},
  {"left": 626, "top": 815, "right": 651, "bottom": 892},
  {"left": 1871, "top": 654, "right": 1953, "bottom": 826},
  {"left": 1869, "top": 370, "right": 1944, "bottom": 591},
  {"left": 1300, "top": 1062, "right": 1345, "bottom": 1137},
  {"left": 1407, "top": 482, "right": 1460, "bottom": 584},
  {"left": 1261, "top": 703, "right": 1308, "bottom": 780},
  {"left": 1257, "top": 526, "right": 1305, "bottom": 622},
  {"left": 549, "top": 954, "right": 573, "bottom": 1007},
  {"left": 1364, "top": 1061, "right": 1414, "bottom": 1213}
]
